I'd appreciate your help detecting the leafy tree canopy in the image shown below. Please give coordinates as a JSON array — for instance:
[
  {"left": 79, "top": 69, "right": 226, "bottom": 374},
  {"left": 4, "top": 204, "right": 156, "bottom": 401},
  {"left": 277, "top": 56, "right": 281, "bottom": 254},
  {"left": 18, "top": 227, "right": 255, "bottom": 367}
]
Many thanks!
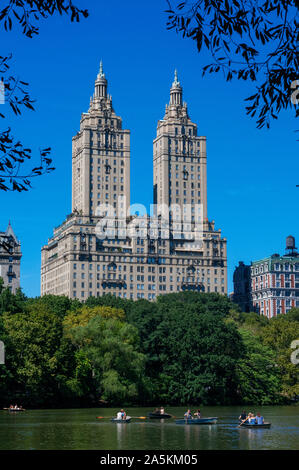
[
  {"left": 166, "top": 0, "right": 298, "bottom": 129},
  {"left": 236, "top": 329, "right": 282, "bottom": 405},
  {"left": 0, "top": 0, "right": 88, "bottom": 191},
  {"left": 285, "top": 307, "right": 299, "bottom": 322},
  {"left": 2, "top": 301, "right": 63, "bottom": 405},
  {"left": 63, "top": 305, "right": 126, "bottom": 339},
  {"left": 68, "top": 315, "right": 146, "bottom": 404},
  {"left": 0, "top": 290, "right": 297, "bottom": 407},
  {"left": 0, "top": 277, "right": 27, "bottom": 314}
]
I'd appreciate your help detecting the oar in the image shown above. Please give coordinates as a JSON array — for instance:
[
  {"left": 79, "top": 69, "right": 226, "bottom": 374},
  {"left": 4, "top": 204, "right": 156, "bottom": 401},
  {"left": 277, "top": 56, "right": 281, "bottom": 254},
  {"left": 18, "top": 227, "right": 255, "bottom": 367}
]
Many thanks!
[
  {"left": 96, "top": 416, "right": 147, "bottom": 420},
  {"left": 238, "top": 416, "right": 249, "bottom": 427}
]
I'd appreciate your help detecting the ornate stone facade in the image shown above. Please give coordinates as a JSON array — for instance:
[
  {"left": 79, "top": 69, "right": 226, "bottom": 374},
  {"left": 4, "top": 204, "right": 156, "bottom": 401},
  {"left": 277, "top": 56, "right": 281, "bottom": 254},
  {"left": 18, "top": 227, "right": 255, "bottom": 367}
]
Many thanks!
[
  {"left": 41, "top": 65, "right": 227, "bottom": 301},
  {"left": 0, "top": 222, "right": 22, "bottom": 293},
  {"left": 233, "top": 237, "right": 299, "bottom": 317}
]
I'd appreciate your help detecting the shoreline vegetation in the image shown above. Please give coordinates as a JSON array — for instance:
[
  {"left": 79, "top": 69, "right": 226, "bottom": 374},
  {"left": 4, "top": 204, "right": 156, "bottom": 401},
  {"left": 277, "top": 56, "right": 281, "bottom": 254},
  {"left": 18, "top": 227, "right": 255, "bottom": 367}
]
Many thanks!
[{"left": 0, "top": 279, "right": 298, "bottom": 409}]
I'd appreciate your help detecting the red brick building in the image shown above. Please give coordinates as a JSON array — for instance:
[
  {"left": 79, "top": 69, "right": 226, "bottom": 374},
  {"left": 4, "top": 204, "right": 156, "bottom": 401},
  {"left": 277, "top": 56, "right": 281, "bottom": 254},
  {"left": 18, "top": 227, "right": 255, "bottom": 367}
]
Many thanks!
[
  {"left": 251, "top": 237, "right": 299, "bottom": 317},
  {"left": 233, "top": 236, "right": 299, "bottom": 318}
]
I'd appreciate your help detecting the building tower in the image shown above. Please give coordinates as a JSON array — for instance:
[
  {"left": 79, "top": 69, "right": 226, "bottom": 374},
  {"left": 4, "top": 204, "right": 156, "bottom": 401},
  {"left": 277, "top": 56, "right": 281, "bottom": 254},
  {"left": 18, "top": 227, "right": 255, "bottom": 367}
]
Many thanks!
[
  {"left": 0, "top": 222, "right": 22, "bottom": 293},
  {"left": 153, "top": 70, "right": 207, "bottom": 221},
  {"left": 233, "top": 261, "right": 252, "bottom": 312},
  {"left": 72, "top": 61, "right": 130, "bottom": 216},
  {"left": 152, "top": 71, "right": 226, "bottom": 293},
  {"left": 251, "top": 235, "right": 299, "bottom": 317}
]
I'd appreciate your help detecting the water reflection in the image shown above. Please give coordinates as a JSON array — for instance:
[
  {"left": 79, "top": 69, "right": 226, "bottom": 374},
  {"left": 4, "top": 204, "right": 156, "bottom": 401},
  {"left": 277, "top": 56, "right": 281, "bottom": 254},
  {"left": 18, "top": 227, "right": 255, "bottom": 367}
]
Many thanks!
[
  {"left": 238, "top": 427, "right": 271, "bottom": 450},
  {"left": 115, "top": 422, "right": 128, "bottom": 448},
  {"left": 0, "top": 406, "right": 298, "bottom": 450}
]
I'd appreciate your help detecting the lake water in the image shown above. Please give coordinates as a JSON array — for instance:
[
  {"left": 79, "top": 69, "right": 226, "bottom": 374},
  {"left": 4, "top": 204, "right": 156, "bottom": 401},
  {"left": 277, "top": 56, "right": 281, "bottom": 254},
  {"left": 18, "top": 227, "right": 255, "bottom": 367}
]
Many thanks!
[{"left": 0, "top": 406, "right": 298, "bottom": 450}]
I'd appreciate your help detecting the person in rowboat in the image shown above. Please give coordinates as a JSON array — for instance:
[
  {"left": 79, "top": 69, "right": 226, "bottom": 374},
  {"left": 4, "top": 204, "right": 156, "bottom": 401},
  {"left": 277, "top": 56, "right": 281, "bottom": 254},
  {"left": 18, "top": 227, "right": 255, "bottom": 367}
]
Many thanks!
[
  {"left": 120, "top": 409, "right": 127, "bottom": 420},
  {"left": 239, "top": 410, "right": 247, "bottom": 423},
  {"left": 194, "top": 409, "right": 201, "bottom": 418},
  {"left": 255, "top": 412, "right": 264, "bottom": 425},
  {"left": 247, "top": 412, "right": 256, "bottom": 425},
  {"left": 184, "top": 409, "right": 193, "bottom": 419},
  {"left": 160, "top": 407, "right": 165, "bottom": 415}
]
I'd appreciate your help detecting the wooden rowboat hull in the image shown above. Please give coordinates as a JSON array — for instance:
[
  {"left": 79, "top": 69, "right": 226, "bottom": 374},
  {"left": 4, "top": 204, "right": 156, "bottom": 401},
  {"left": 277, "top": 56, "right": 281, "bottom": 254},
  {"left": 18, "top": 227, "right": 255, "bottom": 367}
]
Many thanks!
[
  {"left": 3, "top": 409, "right": 25, "bottom": 412},
  {"left": 176, "top": 417, "right": 218, "bottom": 425},
  {"left": 148, "top": 413, "right": 172, "bottom": 419},
  {"left": 111, "top": 417, "right": 131, "bottom": 423},
  {"left": 242, "top": 423, "right": 271, "bottom": 429}
]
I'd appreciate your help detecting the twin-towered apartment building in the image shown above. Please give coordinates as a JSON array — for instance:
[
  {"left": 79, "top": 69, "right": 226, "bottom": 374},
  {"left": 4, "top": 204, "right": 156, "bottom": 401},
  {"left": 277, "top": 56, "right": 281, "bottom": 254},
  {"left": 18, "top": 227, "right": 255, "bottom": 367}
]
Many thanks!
[{"left": 41, "top": 64, "right": 227, "bottom": 301}]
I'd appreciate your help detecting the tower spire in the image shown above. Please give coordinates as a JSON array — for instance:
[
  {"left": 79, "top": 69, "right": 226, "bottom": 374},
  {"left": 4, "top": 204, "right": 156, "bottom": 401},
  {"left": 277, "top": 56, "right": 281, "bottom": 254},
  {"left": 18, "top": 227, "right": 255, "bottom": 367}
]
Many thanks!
[
  {"left": 170, "top": 68, "right": 182, "bottom": 105},
  {"left": 94, "top": 60, "right": 107, "bottom": 99},
  {"left": 173, "top": 69, "right": 179, "bottom": 86},
  {"left": 99, "top": 60, "right": 105, "bottom": 78},
  {"left": 5, "top": 220, "right": 17, "bottom": 241}
]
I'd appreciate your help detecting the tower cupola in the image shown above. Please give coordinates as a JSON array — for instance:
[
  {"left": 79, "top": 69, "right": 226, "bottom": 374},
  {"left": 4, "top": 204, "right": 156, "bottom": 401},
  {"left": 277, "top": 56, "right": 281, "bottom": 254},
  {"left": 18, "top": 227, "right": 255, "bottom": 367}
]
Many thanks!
[
  {"left": 94, "top": 60, "right": 107, "bottom": 98},
  {"left": 170, "top": 69, "right": 183, "bottom": 106}
]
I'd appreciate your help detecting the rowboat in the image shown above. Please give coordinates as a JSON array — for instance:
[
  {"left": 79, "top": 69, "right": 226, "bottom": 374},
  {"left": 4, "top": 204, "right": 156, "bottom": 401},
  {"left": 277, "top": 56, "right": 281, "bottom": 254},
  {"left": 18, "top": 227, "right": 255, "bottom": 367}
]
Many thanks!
[
  {"left": 111, "top": 416, "right": 131, "bottom": 423},
  {"left": 148, "top": 412, "right": 172, "bottom": 419},
  {"left": 242, "top": 422, "right": 271, "bottom": 429},
  {"left": 3, "top": 408, "right": 25, "bottom": 412},
  {"left": 176, "top": 417, "right": 218, "bottom": 425}
]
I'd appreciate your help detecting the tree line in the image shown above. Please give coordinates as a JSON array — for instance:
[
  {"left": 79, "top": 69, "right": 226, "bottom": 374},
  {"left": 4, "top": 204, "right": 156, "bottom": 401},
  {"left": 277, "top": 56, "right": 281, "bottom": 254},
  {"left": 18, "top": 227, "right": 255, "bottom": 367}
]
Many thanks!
[{"left": 0, "top": 280, "right": 298, "bottom": 408}]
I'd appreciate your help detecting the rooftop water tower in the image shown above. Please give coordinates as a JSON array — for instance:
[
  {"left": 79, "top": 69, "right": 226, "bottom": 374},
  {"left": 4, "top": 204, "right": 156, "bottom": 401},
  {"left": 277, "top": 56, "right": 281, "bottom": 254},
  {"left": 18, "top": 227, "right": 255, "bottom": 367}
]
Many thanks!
[{"left": 285, "top": 235, "right": 298, "bottom": 256}]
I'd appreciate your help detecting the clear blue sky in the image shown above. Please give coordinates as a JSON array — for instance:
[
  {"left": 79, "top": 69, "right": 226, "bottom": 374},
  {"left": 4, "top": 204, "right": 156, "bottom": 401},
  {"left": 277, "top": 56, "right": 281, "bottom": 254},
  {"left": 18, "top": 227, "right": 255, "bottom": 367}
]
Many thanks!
[{"left": 1, "top": 0, "right": 298, "bottom": 297}]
